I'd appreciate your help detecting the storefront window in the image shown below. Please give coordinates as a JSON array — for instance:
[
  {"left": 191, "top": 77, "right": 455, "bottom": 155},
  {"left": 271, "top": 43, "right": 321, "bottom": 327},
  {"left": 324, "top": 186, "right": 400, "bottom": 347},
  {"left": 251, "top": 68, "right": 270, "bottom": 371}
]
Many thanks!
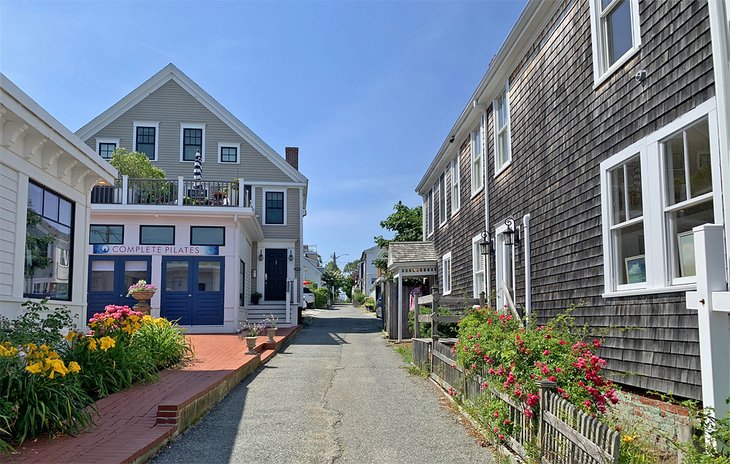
[{"left": 24, "top": 182, "right": 74, "bottom": 301}]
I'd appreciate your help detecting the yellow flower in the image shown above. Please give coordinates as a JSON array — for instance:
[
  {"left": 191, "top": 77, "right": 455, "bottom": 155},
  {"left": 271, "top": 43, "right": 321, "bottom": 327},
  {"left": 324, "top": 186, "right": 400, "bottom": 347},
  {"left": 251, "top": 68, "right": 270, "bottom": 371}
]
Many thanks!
[
  {"left": 48, "top": 350, "right": 60, "bottom": 360},
  {"left": 64, "top": 331, "right": 76, "bottom": 342},
  {"left": 68, "top": 361, "right": 81, "bottom": 374},
  {"left": 47, "top": 359, "right": 69, "bottom": 379},
  {"left": 99, "top": 336, "right": 116, "bottom": 352},
  {"left": 104, "top": 318, "right": 115, "bottom": 327},
  {"left": 622, "top": 435, "right": 636, "bottom": 444},
  {"left": 0, "top": 344, "right": 18, "bottom": 357},
  {"left": 25, "top": 361, "right": 43, "bottom": 374},
  {"left": 129, "top": 314, "right": 140, "bottom": 323},
  {"left": 88, "top": 338, "right": 98, "bottom": 351}
]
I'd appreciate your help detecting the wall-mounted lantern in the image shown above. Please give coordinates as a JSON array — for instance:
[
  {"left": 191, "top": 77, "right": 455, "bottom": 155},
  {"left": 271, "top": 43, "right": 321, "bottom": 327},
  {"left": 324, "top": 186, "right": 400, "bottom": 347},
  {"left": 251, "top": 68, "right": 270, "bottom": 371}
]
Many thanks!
[
  {"left": 479, "top": 230, "right": 492, "bottom": 256},
  {"left": 503, "top": 216, "right": 520, "bottom": 247},
  {"left": 288, "top": 249, "right": 294, "bottom": 261},
  {"left": 258, "top": 250, "right": 264, "bottom": 261}
]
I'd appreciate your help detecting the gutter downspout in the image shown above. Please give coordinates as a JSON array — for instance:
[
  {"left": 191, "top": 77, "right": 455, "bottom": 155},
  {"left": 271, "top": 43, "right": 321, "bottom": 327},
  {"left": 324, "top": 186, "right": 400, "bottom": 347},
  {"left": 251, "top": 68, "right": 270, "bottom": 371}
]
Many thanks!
[
  {"left": 523, "top": 214, "right": 531, "bottom": 324},
  {"left": 483, "top": 110, "right": 492, "bottom": 301}
]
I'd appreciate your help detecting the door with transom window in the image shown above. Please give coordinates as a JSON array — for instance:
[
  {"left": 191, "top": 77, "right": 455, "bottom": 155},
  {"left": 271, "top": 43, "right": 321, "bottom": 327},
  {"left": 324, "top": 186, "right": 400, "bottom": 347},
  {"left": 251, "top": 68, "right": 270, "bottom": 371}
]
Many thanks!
[
  {"left": 87, "top": 256, "right": 151, "bottom": 322},
  {"left": 161, "top": 257, "right": 224, "bottom": 325}
]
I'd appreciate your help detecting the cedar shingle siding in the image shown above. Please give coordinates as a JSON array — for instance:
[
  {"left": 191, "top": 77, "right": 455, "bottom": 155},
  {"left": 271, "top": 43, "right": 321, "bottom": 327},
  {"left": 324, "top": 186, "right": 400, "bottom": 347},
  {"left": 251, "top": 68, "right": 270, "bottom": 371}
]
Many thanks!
[{"left": 427, "top": 0, "right": 713, "bottom": 400}]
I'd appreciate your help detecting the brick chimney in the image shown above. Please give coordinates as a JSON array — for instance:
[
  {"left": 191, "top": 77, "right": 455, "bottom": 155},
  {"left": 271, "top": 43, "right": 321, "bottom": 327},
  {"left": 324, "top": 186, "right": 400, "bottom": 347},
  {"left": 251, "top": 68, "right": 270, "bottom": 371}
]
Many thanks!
[{"left": 285, "top": 147, "right": 299, "bottom": 170}]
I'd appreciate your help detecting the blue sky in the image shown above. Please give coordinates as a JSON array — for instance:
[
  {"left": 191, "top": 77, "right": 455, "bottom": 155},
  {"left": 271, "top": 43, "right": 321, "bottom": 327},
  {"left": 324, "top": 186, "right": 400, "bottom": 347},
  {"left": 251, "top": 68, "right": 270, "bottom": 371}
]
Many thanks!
[{"left": 1, "top": 0, "right": 526, "bottom": 268}]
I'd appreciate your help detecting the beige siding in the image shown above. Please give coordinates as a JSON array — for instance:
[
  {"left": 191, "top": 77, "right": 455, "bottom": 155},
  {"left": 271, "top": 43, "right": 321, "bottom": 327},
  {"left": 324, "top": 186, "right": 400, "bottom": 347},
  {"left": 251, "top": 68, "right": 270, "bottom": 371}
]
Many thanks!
[
  {"left": 0, "top": 164, "right": 17, "bottom": 296},
  {"left": 254, "top": 187, "right": 300, "bottom": 240},
  {"left": 85, "top": 80, "right": 293, "bottom": 182}
]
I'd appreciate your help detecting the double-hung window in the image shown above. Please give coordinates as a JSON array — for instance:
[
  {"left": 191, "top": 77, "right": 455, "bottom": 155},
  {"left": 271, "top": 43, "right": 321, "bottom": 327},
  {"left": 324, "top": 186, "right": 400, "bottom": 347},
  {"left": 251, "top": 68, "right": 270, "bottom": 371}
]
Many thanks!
[
  {"left": 425, "top": 188, "right": 434, "bottom": 238},
  {"left": 451, "top": 157, "right": 461, "bottom": 215},
  {"left": 600, "top": 100, "right": 719, "bottom": 295},
  {"left": 96, "top": 138, "right": 119, "bottom": 160},
  {"left": 182, "top": 129, "right": 202, "bottom": 161},
  {"left": 493, "top": 84, "right": 511, "bottom": 175},
  {"left": 438, "top": 172, "right": 446, "bottom": 226},
  {"left": 442, "top": 253, "right": 452, "bottom": 295},
  {"left": 589, "top": 0, "right": 641, "bottom": 84},
  {"left": 472, "top": 235, "right": 486, "bottom": 298},
  {"left": 265, "top": 191, "right": 285, "bottom": 225},
  {"left": 134, "top": 123, "right": 158, "bottom": 160},
  {"left": 471, "top": 122, "right": 484, "bottom": 195}
]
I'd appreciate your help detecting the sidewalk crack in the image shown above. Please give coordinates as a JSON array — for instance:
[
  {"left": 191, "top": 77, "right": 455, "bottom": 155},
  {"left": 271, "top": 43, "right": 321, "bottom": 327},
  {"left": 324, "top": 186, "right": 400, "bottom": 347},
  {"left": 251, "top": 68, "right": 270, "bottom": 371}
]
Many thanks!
[{"left": 323, "top": 363, "right": 345, "bottom": 464}]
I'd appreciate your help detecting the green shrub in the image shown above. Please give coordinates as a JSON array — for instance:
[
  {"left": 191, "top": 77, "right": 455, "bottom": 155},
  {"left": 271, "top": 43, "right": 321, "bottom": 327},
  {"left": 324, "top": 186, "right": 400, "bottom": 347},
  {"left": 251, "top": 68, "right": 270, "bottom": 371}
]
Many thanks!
[
  {"left": 0, "top": 299, "right": 73, "bottom": 347},
  {"left": 313, "top": 287, "right": 329, "bottom": 308},
  {"left": 408, "top": 306, "right": 459, "bottom": 338},
  {"left": 353, "top": 291, "right": 366, "bottom": 305},
  {"left": 132, "top": 318, "right": 192, "bottom": 370}
]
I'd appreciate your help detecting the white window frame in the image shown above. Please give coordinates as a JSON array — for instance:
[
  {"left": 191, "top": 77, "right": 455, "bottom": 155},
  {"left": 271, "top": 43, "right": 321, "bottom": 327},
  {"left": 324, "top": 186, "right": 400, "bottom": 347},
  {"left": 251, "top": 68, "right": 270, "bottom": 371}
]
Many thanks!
[
  {"left": 493, "top": 83, "right": 512, "bottom": 176},
  {"left": 600, "top": 98, "right": 721, "bottom": 297},
  {"left": 96, "top": 137, "right": 120, "bottom": 159},
  {"left": 442, "top": 252, "right": 452, "bottom": 296},
  {"left": 438, "top": 171, "right": 447, "bottom": 226},
  {"left": 263, "top": 189, "right": 287, "bottom": 226},
  {"left": 588, "top": 0, "right": 642, "bottom": 87},
  {"left": 471, "top": 119, "right": 484, "bottom": 196},
  {"left": 180, "top": 123, "right": 206, "bottom": 163},
  {"left": 451, "top": 156, "right": 461, "bottom": 215},
  {"left": 427, "top": 188, "right": 434, "bottom": 238},
  {"left": 132, "top": 121, "right": 159, "bottom": 161},
  {"left": 472, "top": 234, "right": 486, "bottom": 299},
  {"left": 218, "top": 142, "right": 241, "bottom": 164}
]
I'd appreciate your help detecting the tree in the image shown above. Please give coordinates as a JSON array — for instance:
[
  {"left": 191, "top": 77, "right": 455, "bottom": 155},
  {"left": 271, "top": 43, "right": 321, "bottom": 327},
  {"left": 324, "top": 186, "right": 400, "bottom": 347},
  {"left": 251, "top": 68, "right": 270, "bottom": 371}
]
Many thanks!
[
  {"left": 109, "top": 148, "right": 165, "bottom": 179},
  {"left": 321, "top": 260, "right": 344, "bottom": 304},
  {"left": 373, "top": 201, "right": 423, "bottom": 271}
]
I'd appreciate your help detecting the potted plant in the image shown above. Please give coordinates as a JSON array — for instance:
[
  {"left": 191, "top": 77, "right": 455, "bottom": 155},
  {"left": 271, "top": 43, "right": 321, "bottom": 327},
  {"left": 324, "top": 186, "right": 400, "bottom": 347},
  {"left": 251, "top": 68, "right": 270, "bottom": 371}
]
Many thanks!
[
  {"left": 127, "top": 280, "right": 157, "bottom": 315},
  {"left": 238, "top": 321, "right": 261, "bottom": 354},
  {"left": 251, "top": 292, "right": 262, "bottom": 305},
  {"left": 264, "top": 314, "right": 278, "bottom": 342}
]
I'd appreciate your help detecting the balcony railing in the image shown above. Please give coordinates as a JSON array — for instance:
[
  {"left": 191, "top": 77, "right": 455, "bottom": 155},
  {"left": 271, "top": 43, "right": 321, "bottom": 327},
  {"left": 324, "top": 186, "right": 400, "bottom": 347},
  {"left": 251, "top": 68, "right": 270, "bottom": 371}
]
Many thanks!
[{"left": 91, "top": 176, "right": 252, "bottom": 208}]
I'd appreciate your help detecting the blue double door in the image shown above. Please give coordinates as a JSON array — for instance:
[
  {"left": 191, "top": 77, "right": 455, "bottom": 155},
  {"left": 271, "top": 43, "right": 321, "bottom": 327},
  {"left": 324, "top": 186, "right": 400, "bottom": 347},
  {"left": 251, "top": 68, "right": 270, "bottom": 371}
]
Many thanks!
[
  {"left": 87, "top": 256, "right": 151, "bottom": 323},
  {"left": 161, "top": 256, "right": 225, "bottom": 325}
]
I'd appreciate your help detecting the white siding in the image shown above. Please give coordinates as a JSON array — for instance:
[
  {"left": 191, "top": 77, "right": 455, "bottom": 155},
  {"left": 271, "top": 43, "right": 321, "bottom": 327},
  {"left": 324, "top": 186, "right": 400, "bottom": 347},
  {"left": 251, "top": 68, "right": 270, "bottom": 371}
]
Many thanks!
[{"left": 0, "top": 164, "right": 18, "bottom": 297}]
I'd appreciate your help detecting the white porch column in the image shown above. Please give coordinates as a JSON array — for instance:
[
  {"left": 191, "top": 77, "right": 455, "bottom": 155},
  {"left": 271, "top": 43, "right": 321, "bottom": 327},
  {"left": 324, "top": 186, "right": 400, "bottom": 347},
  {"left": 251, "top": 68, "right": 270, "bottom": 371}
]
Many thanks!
[
  {"left": 397, "top": 274, "right": 403, "bottom": 343},
  {"left": 177, "top": 176, "right": 184, "bottom": 205},
  {"left": 121, "top": 175, "right": 129, "bottom": 205},
  {"left": 686, "top": 224, "right": 730, "bottom": 421}
]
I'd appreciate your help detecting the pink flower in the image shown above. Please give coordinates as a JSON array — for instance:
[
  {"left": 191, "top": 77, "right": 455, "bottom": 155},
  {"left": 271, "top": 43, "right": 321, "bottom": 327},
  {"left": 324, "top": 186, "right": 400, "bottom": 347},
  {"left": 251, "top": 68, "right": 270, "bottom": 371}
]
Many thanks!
[
  {"left": 543, "top": 349, "right": 550, "bottom": 356},
  {"left": 593, "top": 339, "right": 601, "bottom": 348}
]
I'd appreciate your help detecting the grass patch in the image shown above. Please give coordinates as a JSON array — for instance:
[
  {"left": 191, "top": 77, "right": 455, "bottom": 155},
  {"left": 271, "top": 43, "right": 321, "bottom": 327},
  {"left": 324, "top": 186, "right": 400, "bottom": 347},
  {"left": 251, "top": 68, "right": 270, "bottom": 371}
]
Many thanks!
[{"left": 391, "top": 342, "right": 429, "bottom": 378}]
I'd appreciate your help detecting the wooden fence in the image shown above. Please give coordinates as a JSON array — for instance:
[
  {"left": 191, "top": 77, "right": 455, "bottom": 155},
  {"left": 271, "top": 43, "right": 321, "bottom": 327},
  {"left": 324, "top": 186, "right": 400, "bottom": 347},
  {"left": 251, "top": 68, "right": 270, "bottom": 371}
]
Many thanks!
[
  {"left": 423, "top": 339, "right": 619, "bottom": 464},
  {"left": 414, "top": 291, "right": 483, "bottom": 341}
]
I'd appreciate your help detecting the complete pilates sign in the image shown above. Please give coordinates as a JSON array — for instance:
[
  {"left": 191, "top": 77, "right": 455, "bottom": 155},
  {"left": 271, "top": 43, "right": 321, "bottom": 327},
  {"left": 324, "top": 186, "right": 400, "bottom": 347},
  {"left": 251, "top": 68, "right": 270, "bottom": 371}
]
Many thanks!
[{"left": 92, "top": 245, "right": 219, "bottom": 255}]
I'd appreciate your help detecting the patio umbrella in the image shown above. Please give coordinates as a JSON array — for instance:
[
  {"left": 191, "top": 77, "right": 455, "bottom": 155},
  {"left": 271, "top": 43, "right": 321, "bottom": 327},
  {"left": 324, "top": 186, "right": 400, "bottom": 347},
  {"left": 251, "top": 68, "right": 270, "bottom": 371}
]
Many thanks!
[{"left": 193, "top": 150, "right": 203, "bottom": 189}]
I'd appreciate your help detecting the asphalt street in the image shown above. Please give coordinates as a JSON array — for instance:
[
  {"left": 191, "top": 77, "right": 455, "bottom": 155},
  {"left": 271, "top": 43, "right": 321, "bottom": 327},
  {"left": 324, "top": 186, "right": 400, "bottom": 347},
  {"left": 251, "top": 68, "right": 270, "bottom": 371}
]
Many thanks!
[{"left": 151, "top": 305, "right": 493, "bottom": 464}]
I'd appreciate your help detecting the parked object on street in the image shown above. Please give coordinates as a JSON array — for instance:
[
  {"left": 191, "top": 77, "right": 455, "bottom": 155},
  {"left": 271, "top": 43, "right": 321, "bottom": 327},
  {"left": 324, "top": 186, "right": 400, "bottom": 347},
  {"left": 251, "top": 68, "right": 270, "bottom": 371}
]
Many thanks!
[{"left": 302, "top": 287, "right": 315, "bottom": 308}]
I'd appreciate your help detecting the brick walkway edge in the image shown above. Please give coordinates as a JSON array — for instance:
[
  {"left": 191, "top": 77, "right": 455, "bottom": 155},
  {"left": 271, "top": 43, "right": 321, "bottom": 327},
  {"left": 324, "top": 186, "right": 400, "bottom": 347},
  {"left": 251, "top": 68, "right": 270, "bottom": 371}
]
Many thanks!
[{"left": 6, "top": 327, "right": 301, "bottom": 464}]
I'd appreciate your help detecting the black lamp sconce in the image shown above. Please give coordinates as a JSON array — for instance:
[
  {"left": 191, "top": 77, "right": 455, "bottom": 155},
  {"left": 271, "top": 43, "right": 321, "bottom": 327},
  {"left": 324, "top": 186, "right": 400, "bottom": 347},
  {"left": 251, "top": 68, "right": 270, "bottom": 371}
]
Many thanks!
[
  {"left": 288, "top": 249, "right": 294, "bottom": 261},
  {"left": 258, "top": 250, "right": 264, "bottom": 261},
  {"left": 503, "top": 216, "right": 521, "bottom": 247},
  {"left": 479, "top": 230, "right": 493, "bottom": 256}
]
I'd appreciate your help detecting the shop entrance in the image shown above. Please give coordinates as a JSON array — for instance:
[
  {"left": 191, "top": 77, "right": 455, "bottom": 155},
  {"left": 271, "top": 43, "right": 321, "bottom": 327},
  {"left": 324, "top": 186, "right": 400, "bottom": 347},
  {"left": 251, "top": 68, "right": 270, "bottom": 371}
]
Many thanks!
[
  {"left": 161, "top": 256, "right": 225, "bottom": 325},
  {"left": 87, "top": 256, "right": 152, "bottom": 322}
]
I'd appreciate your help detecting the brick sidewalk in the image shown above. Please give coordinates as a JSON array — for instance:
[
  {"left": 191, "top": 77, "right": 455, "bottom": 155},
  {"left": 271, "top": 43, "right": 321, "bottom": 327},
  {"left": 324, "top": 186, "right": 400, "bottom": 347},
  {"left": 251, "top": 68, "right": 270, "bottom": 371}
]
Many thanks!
[{"left": 6, "top": 327, "right": 300, "bottom": 464}]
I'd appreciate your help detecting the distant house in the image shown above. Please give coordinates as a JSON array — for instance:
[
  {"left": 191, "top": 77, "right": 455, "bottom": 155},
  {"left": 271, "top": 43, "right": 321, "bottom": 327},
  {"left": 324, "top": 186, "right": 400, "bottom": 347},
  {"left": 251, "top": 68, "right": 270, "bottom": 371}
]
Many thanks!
[
  {"left": 0, "top": 74, "right": 116, "bottom": 322},
  {"left": 75, "top": 64, "right": 308, "bottom": 330},
  {"left": 415, "top": 0, "right": 730, "bottom": 416},
  {"left": 356, "top": 245, "right": 384, "bottom": 298}
]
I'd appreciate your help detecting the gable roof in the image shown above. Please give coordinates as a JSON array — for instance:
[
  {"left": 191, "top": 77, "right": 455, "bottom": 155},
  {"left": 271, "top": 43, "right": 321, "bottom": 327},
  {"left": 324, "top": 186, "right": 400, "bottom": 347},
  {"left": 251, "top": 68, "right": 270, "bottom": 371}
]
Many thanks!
[
  {"left": 76, "top": 63, "right": 307, "bottom": 184},
  {"left": 388, "top": 241, "right": 438, "bottom": 268}
]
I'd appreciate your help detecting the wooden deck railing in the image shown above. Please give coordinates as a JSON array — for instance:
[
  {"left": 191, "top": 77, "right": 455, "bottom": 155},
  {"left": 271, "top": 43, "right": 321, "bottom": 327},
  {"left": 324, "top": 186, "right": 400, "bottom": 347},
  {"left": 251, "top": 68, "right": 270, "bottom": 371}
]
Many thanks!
[{"left": 421, "top": 339, "right": 620, "bottom": 464}]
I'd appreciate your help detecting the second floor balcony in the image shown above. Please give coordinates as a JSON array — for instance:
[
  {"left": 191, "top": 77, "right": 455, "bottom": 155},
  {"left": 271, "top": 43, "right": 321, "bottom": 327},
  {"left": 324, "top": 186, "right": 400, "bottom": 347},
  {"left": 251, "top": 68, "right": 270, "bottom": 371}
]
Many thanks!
[{"left": 91, "top": 176, "right": 252, "bottom": 208}]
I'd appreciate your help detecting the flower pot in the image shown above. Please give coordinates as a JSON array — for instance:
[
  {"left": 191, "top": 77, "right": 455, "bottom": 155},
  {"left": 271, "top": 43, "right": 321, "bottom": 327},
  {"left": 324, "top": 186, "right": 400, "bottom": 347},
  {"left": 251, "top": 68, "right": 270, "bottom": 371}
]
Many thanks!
[
  {"left": 245, "top": 336, "right": 258, "bottom": 354},
  {"left": 130, "top": 291, "right": 155, "bottom": 315},
  {"left": 266, "top": 327, "right": 277, "bottom": 342}
]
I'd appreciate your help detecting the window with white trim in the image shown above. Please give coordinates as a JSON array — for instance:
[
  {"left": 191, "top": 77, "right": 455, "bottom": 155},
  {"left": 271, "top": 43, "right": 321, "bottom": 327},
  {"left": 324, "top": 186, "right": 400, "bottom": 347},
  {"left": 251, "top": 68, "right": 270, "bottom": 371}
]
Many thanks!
[
  {"left": 589, "top": 0, "right": 641, "bottom": 83},
  {"left": 96, "top": 138, "right": 119, "bottom": 160},
  {"left": 472, "top": 235, "right": 486, "bottom": 299},
  {"left": 438, "top": 172, "right": 446, "bottom": 225},
  {"left": 442, "top": 253, "right": 452, "bottom": 295},
  {"left": 600, "top": 100, "right": 720, "bottom": 295},
  {"left": 451, "top": 157, "right": 461, "bottom": 215},
  {"left": 471, "top": 122, "right": 484, "bottom": 194},
  {"left": 264, "top": 191, "right": 285, "bottom": 225},
  {"left": 426, "top": 188, "right": 434, "bottom": 237},
  {"left": 134, "top": 123, "right": 158, "bottom": 160},
  {"left": 180, "top": 123, "right": 205, "bottom": 162},
  {"left": 493, "top": 84, "right": 511, "bottom": 174}
]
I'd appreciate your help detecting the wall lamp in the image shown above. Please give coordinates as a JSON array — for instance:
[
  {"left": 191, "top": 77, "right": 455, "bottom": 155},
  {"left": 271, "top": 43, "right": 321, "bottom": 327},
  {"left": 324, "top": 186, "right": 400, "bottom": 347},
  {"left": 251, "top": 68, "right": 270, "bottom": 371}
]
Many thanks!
[
  {"left": 288, "top": 249, "right": 294, "bottom": 261},
  {"left": 479, "top": 230, "right": 493, "bottom": 256},
  {"left": 258, "top": 250, "right": 264, "bottom": 261},
  {"left": 503, "top": 216, "right": 521, "bottom": 247}
]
